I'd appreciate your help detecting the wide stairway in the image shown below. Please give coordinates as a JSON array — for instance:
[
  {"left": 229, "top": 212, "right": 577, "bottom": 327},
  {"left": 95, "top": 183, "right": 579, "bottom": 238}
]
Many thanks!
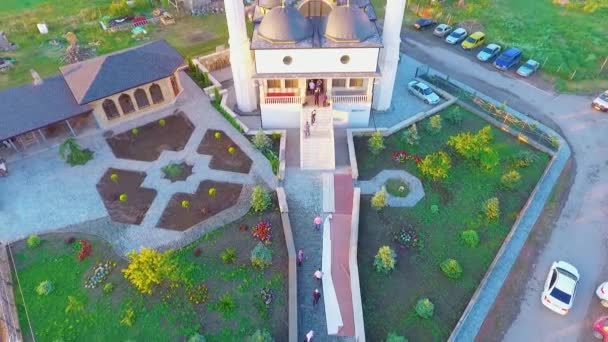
[{"left": 300, "top": 107, "right": 336, "bottom": 170}]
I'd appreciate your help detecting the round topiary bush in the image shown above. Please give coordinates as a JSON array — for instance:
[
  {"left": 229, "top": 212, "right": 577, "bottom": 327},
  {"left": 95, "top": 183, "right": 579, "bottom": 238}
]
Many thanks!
[
  {"left": 371, "top": 187, "right": 388, "bottom": 211},
  {"left": 36, "top": 280, "right": 54, "bottom": 296},
  {"left": 440, "top": 259, "right": 463, "bottom": 279},
  {"left": 500, "top": 170, "right": 522, "bottom": 190},
  {"left": 460, "top": 230, "right": 480, "bottom": 248},
  {"left": 414, "top": 298, "right": 435, "bottom": 319},
  {"left": 482, "top": 197, "right": 500, "bottom": 221},
  {"left": 27, "top": 234, "right": 41, "bottom": 248}
]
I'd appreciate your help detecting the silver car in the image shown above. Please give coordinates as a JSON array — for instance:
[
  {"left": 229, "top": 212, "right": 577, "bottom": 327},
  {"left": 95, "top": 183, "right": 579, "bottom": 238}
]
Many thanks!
[
  {"left": 445, "top": 28, "right": 467, "bottom": 44},
  {"left": 592, "top": 91, "right": 608, "bottom": 112},
  {"left": 408, "top": 80, "right": 440, "bottom": 105},
  {"left": 516, "top": 59, "right": 540, "bottom": 77},
  {"left": 476, "top": 43, "right": 502, "bottom": 62},
  {"left": 433, "top": 24, "right": 452, "bottom": 37}
]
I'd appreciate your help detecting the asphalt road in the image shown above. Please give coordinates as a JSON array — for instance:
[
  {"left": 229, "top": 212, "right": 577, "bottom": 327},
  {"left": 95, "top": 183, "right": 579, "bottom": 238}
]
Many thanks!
[{"left": 400, "top": 26, "right": 608, "bottom": 341}]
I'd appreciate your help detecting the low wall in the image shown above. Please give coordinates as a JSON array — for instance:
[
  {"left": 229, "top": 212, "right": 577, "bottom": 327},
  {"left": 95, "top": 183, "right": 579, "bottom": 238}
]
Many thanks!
[
  {"left": 1, "top": 244, "right": 23, "bottom": 342},
  {"left": 276, "top": 187, "right": 298, "bottom": 342},
  {"left": 349, "top": 188, "right": 365, "bottom": 341}
]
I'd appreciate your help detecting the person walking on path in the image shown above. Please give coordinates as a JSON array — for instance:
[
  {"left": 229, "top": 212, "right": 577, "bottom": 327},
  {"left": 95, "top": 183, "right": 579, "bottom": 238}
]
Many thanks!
[
  {"left": 305, "top": 330, "right": 314, "bottom": 342},
  {"left": 297, "top": 249, "right": 304, "bottom": 266},
  {"left": 314, "top": 215, "right": 322, "bottom": 231},
  {"left": 313, "top": 268, "right": 323, "bottom": 282},
  {"left": 304, "top": 121, "right": 311, "bottom": 137},
  {"left": 311, "top": 109, "right": 316, "bottom": 125},
  {"left": 308, "top": 80, "right": 316, "bottom": 95},
  {"left": 312, "top": 288, "right": 321, "bottom": 306}
]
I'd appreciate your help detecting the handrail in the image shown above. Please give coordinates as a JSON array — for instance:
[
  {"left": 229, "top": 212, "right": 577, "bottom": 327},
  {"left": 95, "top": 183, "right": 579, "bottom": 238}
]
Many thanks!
[
  {"left": 263, "top": 96, "right": 304, "bottom": 105},
  {"left": 331, "top": 94, "right": 369, "bottom": 104}
]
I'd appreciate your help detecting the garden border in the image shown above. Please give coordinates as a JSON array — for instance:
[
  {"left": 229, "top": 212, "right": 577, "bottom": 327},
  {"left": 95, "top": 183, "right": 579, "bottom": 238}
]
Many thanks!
[
  {"left": 1, "top": 244, "right": 23, "bottom": 342},
  {"left": 349, "top": 188, "right": 366, "bottom": 341},
  {"left": 346, "top": 77, "right": 571, "bottom": 341}
]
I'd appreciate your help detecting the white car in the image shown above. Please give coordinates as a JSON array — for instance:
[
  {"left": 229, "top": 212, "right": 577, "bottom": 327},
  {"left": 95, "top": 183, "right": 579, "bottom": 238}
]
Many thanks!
[
  {"left": 592, "top": 91, "right": 608, "bottom": 112},
  {"left": 407, "top": 81, "right": 440, "bottom": 105},
  {"left": 541, "top": 261, "right": 579, "bottom": 315},
  {"left": 445, "top": 28, "right": 467, "bottom": 44},
  {"left": 433, "top": 24, "right": 452, "bottom": 37},
  {"left": 476, "top": 43, "right": 502, "bottom": 62},
  {"left": 596, "top": 282, "right": 608, "bottom": 307}
]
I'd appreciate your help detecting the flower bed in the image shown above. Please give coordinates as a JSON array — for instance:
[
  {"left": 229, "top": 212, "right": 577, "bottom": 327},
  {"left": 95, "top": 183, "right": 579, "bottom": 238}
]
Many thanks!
[{"left": 197, "top": 129, "right": 252, "bottom": 174}]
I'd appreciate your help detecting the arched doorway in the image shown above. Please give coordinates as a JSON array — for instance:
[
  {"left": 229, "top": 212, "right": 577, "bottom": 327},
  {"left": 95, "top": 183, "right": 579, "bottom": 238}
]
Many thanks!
[
  {"left": 149, "top": 83, "right": 164, "bottom": 104},
  {"left": 102, "top": 99, "right": 120, "bottom": 120},
  {"left": 118, "top": 94, "right": 135, "bottom": 114},
  {"left": 134, "top": 88, "right": 150, "bottom": 109},
  {"left": 298, "top": 0, "right": 333, "bottom": 17}
]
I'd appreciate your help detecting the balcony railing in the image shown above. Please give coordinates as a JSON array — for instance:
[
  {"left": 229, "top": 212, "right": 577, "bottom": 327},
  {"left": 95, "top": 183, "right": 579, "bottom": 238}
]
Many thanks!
[
  {"left": 264, "top": 96, "right": 304, "bottom": 105},
  {"left": 331, "top": 94, "right": 369, "bottom": 104}
]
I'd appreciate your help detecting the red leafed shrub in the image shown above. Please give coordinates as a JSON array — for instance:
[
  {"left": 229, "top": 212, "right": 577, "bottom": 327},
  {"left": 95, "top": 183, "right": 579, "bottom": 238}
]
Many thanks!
[
  {"left": 252, "top": 221, "right": 272, "bottom": 244},
  {"left": 392, "top": 150, "right": 423, "bottom": 165},
  {"left": 78, "top": 240, "right": 92, "bottom": 262}
]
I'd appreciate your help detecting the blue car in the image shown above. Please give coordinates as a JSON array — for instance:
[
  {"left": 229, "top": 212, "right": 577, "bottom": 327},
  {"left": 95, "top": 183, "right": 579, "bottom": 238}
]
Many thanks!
[{"left": 494, "top": 48, "right": 522, "bottom": 70}]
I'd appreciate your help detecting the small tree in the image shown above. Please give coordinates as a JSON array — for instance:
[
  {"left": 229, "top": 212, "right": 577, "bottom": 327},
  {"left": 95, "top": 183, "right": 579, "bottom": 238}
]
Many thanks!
[
  {"left": 501, "top": 170, "right": 521, "bottom": 189},
  {"left": 251, "top": 242, "right": 272, "bottom": 269},
  {"left": 426, "top": 115, "right": 442, "bottom": 135},
  {"left": 371, "top": 187, "right": 388, "bottom": 211},
  {"left": 213, "top": 87, "right": 221, "bottom": 105},
  {"left": 36, "top": 280, "right": 54, "bottom": 296},
  {"left": 460, "top": 230, "right": 480, "bottom": 247},
  {"left": 445, "top": 108, "right": 463, "bottom": 126},
  {"left": 440, "top": 259, "right": 463, "bottom": 279},
  {"left": 482, "top": 197, "right": 500, "bottom": 221},
  {"left": 252, "top": 131, "right": 271, "bottom": 151},
  {"left": 447, "top": 126, "right": 493, "bottom": 161},
  {"left": 368, "top": 131, "right": 385, "bottom": 155},
  {"left": 27, "top": 234, "right": 41, "bottom": 248},
  {"left": 108, "top": 0, "right": 131, "bottom": 17},
  {"left": 414, "top": 298, "right": 435, "bottom": 319},
  {"left": 401, "top": 124, "right": 420, "bottom": 146},
  {"left": 479, "top": 147, "right": 500, "bottom": 171},
  {"left": 122, "top": 248, "right": 176, "bottom": 295},
  {"left": 418, "top": 151, "right": 451, "bottom": 181},
  {"left": 374, "top": 246, "right": 396, "bottom": 274},
  {"left": 220, "top": 248, "right": 237, "bottom": 264},
  {"left": 247, "top": 329, "right": 274, "bottom": 342},
  {"left": 59, "top": 138, "right": 93, "bottom": 166},
  {"left": 251, "top": 186, "right": 271, "bottom": 212},
  {"left": 386, "top": 332, "right": 408, "bottom": 342}
]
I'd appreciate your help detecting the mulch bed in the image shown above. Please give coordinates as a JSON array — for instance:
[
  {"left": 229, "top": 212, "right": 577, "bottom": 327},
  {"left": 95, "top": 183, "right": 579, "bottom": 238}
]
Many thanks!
[
  {"left": 197, "top": 130, "right": 252, "bottom": 174},
  {"left": 96, "top": 168, "right": 157, "bottom": 225},
  {"left": 157, "top": 180, "right": 243, "bottom": 231},
  {"left": 106, "top": 112, "right": 194, "bottom": 162}
]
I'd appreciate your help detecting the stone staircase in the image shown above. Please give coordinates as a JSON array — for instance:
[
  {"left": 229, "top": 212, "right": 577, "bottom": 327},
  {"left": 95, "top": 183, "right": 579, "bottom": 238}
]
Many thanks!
[{"left": 300, "top": 107, "right": 336, "bottom": 170}]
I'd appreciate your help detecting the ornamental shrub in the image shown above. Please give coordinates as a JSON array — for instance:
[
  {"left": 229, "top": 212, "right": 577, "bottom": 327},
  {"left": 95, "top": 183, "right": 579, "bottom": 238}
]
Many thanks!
[
  {"left": 447, "top": 125, "right": 493, "bottom": 160},
  {"left": 158, "top": 119, "right": 166, "bottom": 127},
  {"left": 252, "top": 221, "right": 272, "bottom": 244},
  {"left": 414, "top": 298, "right": 435, "bottom": 319},
  {"left": 220, "top": 247, "right": 237, "bottom": 264},
  {"left": 213, "top": 87, "right": 221, "bottom": 105},
  {"left": 368, "top": 131, "right": 385, "bottom": 155},
  {"left": 27, "top": 235, "right": 41, "bottom": 248},
  {"left": 120, "top": 307, "right": 136, "bottom": 327},
  {"left": 214, "top": 131, "right": 222, "bottom": 139},
  {"left": 65, "top": 296, "right": 84, "bottom": 314},
  {"left": 251, "top": 185, "right": 271, "bottom": 212},
  {"left": 373, "top": 246, "right": 397, "bottom": 275},
  {"left": 131, "top": 128, "right": 139, "bottom": 136},
  {"left": 251, "top": 242, "right": 272, "bottom": 269},
  {"left": 208, "top": 187, "right": 216, "bottom": 196},
  {"left": 440, "top": 259, "right": 463, "bottom": 279},
  {"left": 482, "top": 197, "right": 500, "bottom": 221},
  {"left": 247, "top": 329, "right": 274, "bottom": 342},
  {"left": 103, "top": 282, "right": 114, "bottom": 294},
  {"left": 59, "top": 138, "right": 94, "bottom": 166},
  {"left": 188, "top": 283, "right": 210, "bottom": 305},
  {"left": 119, "top": 193, "right": 128, "bottom": 202},
  {"left": 400, "top": 124, "right": 420, "bottom": 146},
  {"left": 418, "top": 151, "right": 451, "bottom": 181},
  {"left": 252, "top": 131, "right": 271, "bottom": 151},
  {"left": 215, "top": 293, "right": 236, "bottom": 317},
  {"left": 122, "top": 248, "right": 177, "bottom": 295},
  {"left": 371, "top": 187, "right": 388, "bottom": 211},
  {"left": 501, "top": 170, "right": 522, "bottom": 190},
  {"left": 228, "top": 146, "right": 236, "bottom": 154},
  {"left": 188, "top": 334, "right": 207, "bottom": 342},
  {"left": 460, "top": 230, "right": 480, "bottom": 247},
  {"left": 426, "top": 115, "right": 442, "bottom": 135},
  {"left": 162, "top": 163, "right": 183, "bottom": 179},
  {"left": 36, "top": 280, "right": 54, "bottom": 296},
  {"left": 430, "top": 204, "right": 439, "bottom": 214},
  {"left": 479, "top": 147, "right": 500, "bottom": 171},
  {"left": 109, "top": 0, "right": 131, "bottom": 17},
  {"left": 513, "top": 151, "right": 535, "bottom": 168},
  {"left": 181, "top": 200, "right": 190, "bottom": 209},
  {"left": 110, "top": 173, "right": 119, "bottom": 182},
  {"left": 445, "top": 108, "right": 463, "bottom": 126}
]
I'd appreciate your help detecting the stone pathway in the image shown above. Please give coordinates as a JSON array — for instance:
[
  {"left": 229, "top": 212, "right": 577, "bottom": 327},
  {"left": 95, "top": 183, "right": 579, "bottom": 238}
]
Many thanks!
[{"left": 357, "top": 169, "right": 425, "bottom": 207}]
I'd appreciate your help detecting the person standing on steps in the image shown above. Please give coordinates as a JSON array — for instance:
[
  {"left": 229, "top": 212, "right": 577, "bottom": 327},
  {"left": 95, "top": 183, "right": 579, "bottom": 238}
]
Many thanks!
[
  {"left": 308, "top": 79, "right": 315, "bottom": 95},
  {"left": 314, "top": 86, "right": 320, "bottom": 106},
  {"left": 312, "top": 288, "right": 321, "bottom": 306},
  {"left": 311, "top": 109, "right": 316, "bottom": 125},
  {"left": 297, "top": 249, "right": 304, "bottom": 266},
  {"left": 305, "top": 121, "right": 311, "bottom": 138},
  {"left": 314, "top": 215, "right": 322, "bottom": 231},
  {"left": 313, "top": 268, "right": 323, "bottom": 282}
]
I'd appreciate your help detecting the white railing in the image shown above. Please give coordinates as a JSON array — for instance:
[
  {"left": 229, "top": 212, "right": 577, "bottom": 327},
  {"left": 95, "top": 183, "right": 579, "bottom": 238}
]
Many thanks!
[
  {"left": 264, "top": 96, "right": 303, "bottom": 105},
  {"left": 331, "top": 94, "right": 369, "bottom": 104}
]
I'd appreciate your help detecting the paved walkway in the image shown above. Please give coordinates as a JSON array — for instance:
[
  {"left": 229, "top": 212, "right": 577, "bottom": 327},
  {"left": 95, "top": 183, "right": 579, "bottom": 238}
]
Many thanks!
[{"left": 357, "top": 169, "right": 425, "bottom": 207}]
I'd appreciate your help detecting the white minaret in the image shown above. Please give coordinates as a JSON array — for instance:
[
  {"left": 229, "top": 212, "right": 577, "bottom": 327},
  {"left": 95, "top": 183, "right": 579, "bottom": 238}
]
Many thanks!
[
  {"left": 224, "top": 0, "right": 258, "bottom": 112},
  {"left": 372, "top": 0, "right": 407, "bottom": 111}
]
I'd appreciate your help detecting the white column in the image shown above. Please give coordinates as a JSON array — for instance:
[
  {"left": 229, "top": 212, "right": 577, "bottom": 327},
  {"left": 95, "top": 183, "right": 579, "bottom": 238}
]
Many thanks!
[
  {"left": 224, "top": 0, "right": 258, "bottom": 112},
  {"left": 372, "top": 0, "right": 407, "bottom": 111}
]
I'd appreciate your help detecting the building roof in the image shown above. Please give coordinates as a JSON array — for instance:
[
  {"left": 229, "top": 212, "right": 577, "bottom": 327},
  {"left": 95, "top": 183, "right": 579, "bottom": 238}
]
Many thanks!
[
  {"left": 257, "top": 6, "right": 314, "bottom": 43},
  {"left": 60, "top": 40, "right": 183, "bottom": 104},
  {"left": 0, "top": 75, "right": 91, "bottom": 141},
  {"left": 322, "top": 6, "right": 377, "bottom": 42}
]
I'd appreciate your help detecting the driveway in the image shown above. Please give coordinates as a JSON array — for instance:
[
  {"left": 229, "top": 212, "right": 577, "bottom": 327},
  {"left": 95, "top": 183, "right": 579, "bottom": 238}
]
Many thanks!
[{"left": 400, "top": 30, "right": 608, "bottom": 341}]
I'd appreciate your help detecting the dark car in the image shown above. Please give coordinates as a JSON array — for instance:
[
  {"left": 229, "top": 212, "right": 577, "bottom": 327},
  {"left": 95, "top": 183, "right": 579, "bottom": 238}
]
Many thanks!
[
  {"left": 413, "top": 18, "right": 437, "bottom": 30},
  {"left": 494, "top": 48, "right": 522, "bottom": 70}
]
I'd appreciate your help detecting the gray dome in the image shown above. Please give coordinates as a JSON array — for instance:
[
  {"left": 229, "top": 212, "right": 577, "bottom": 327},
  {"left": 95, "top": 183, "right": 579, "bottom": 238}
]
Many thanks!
[
  {"left": 323, "top": 6, "right": 376, "bottom": 42},
  {"left": 257, "top": 0, "right": 282, "bottom": 9},
  {"left": 258, "top": 6, "right": 313, "bottom": 43}
]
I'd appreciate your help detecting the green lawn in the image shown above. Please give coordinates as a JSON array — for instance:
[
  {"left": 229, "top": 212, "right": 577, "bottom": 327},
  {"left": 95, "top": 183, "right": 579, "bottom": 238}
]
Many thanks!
[
  {"left": 0, "top": 0, "right": 228, "bottom": 90},
  {"left": 355, "top": 106, "right": 549, "bottom": 341},
  {"left": 12, "top": 206, "right": 288, "bottom": 341}
]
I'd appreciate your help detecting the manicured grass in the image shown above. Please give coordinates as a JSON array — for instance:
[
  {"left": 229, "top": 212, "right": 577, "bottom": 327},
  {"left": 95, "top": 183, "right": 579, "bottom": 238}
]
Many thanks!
[
  {"left": 12, "top": 207, "right": 287, "bottom": 341},
  {"left": 355, "top": 106, "right": 549, "bottom": 341}
]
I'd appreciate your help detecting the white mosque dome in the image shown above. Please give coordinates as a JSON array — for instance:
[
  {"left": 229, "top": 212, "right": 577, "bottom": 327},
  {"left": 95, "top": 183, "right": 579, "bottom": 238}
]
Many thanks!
[
  {"left": 323, "top": 5, "right": 377, "bottom": 42},
  {"left": 258, "top": 6, "right": 313, "bottom": 43}
]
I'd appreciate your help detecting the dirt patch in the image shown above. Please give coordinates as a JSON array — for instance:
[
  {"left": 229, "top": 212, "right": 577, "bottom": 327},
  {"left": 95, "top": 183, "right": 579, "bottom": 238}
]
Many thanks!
[
  {"left": 96, "top": 168, "right": 157, "bottom": 225},
  {"left": 162, "top": 162, "right": 193, "bottom": 182},
  {"left": 157, "top": 180, "right": 243, "bottom": 231},
  {"left": 186, "top": 30, "right": 214, "bottom": 43},
  {"left": 106, "top": 112, "right": 194, "bottom": 162},
  {"left": 197, "top": 130, "right": 252, "bottom": 174},
  {"left": 456, "top": 20, "right": 485, "bottom": 34}
]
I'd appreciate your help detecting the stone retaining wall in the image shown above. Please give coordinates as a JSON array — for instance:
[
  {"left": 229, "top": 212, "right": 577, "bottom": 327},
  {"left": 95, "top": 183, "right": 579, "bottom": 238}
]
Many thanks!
[{"left": 277, "top": 187, "right": 298, "bottom": 342}]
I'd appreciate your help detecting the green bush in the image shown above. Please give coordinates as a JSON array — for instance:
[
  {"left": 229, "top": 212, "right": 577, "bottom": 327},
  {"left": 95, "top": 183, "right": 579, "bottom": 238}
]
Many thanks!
[
  {"left": 213, "top": 87, "right": 221, "bottom": 105},
  {"left": 368, "top": 131, "right": 385, "bottom": 155},
  {"left": 440, "top": 259, "right": 463, "bottom": 279},
  {"left": 27, "top": 234, "right": 41, "bottom": 248},
  {"left": 215, "top": 294, "right": 236, "bottom": 318},
  {"left": 220, "top": 247, "right": 237, "bottom": 264},
  {"left": 501, "top": 170, "right": 522, "bottom": 189},
  {"left": 161, "top": 163, "right": 183, "bottom": 179},
  {"left": 513, "top": 151, "right": 535, "bottom": 168},
  {"left": 445, "top": 108, "right": 463, "bottom": 125},
  {"left": 460, "top": 230, "right": 480, "bottom": 247},
  {"left": 262, "top": 149, "right": 279, "bottom": 175},
  {"left": 108, "top": 0, "right": 131, "bottom": 17},
  {"left": 482, "top": 197, "right": 500, "bottom": 220},
  {"left": 447, "top": 126, "right": 493, "bottom": 160},
  {"left": 371, "top": 187, "right": 388, "bottom": 211},
  {"left": 374, "top": 246, "right": 397, "bottom": 274},
  {"left": 59, "top": 138, "right": 94, "bottom": 166},
  {"left": 418, "top": 151, "right": 451, "bottom": 181},
  {"left": 430, "top": 204, "right": 439, "bottom": 214},
  {"left": 246, "top": 329, "right": 274, "bottom": 342},
  {"left": 251, "top": 186, "right": 271, "bottom": 212},
  {"left": 414, "top": 298, "right": 435, "bottom": 319},
  {"left": 479, "top": 147, "right": 500, "bottom": 171},
  {"left": 103, "top": 282, "right": 114, "bottom": 294},
  {"left": 36, "top": 280, "right": 54, "bottom": 296},
  {"left": 188, "top": 334, "right": 207, "bottom": 342},
  {"left": 386, "top": 332, "right": 408, "bottom": 342},
  {"left": 120, "top": 307, "right": 136, "bottom": 327},
  {"left": 251, "top": 242, "right": 272, "bottom": 269},
  {"left": 400, "top": 124, "right": 420, "bottom": 146},
  {"left": 65, "top": 296, "right": 85, "bottom": 314},
  {"left": 252, "top": 131, "right": 271, "bottom": 151},
  {"left": 385, "top": 178, "right": 409, "bottom": 197},
  {"left": 211, "top": 101, "right": 245, "bottom": 133},
  {"left": 426, "top": 114, "right": 442, "bottom": 135}
]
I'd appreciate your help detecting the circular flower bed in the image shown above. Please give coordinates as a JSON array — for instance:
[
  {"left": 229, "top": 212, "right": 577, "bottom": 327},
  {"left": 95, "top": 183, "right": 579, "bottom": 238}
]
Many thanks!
[{"left": 84, "top": 261, "right": 117, "bottom": 289}]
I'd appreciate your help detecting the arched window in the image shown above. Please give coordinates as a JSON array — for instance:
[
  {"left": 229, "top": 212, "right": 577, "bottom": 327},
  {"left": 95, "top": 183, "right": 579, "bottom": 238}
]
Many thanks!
[
  {"left": 102, "top": 99, "right": 120, "bottom": 120},
  {"left": 118, "top": 94, "right": 135, "bottom": 114},
  {"left": 149, "top": 83, "right": 164, "bottom": 104},
  {"left": 134, "top": 88, "right": 150, "bottom": 109}
]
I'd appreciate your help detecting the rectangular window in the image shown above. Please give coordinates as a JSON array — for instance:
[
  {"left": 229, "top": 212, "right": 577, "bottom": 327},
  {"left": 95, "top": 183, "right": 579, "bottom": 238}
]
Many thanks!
[
  {"left": 332, "top": 79, "right": 346, "bottom": 87},
  {"left": 266, "top": 79, "right": 281, "bottom": 88},
  {"left": 349, "top": 78, "right": 364, "bottom": 88},
  {"left": 284, "top": 79, "right": 299, "bottom": 88}
]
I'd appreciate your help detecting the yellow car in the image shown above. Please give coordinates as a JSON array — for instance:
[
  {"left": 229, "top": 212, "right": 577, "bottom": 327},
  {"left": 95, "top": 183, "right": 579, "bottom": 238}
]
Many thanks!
[{"left": 461, "top": 31, "right": 486, "bottom": 50}]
